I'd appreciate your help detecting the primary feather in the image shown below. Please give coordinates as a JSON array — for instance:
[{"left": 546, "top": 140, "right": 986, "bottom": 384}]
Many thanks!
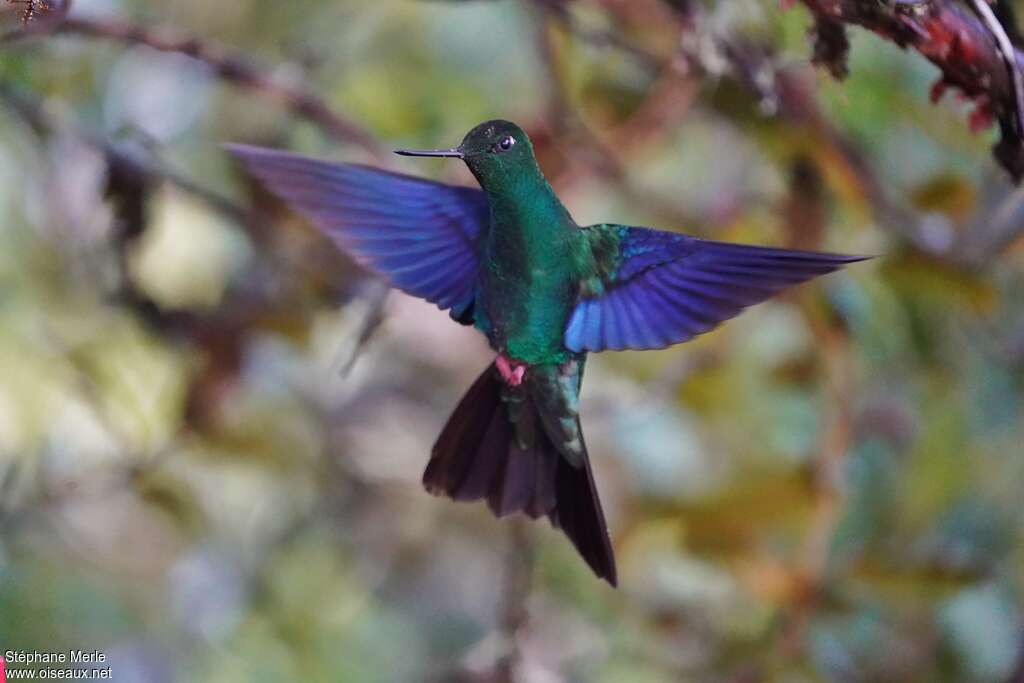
[
  {"left": 567, "top": 224, "right": 867, "bottom": 352},
  {"left": 227, "top": 144, "right": 489, "bottom": 321}
]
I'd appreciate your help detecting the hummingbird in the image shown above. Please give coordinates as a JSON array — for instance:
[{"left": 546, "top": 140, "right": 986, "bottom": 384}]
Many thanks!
[{"left": 228, "top": 120, "right": 864, "bottom": 586}]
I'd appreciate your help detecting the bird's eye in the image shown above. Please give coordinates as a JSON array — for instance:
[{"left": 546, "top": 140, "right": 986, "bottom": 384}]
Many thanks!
[{"left": 494, "top": 135, "right": 516, "bottom": 153}]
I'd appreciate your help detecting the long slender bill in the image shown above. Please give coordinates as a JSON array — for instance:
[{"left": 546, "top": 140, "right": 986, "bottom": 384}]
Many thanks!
[{"left": 393, "top": 147, "right": 463, "bottom": 158}]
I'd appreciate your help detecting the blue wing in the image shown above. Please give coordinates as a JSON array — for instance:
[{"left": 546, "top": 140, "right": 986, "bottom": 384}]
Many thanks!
[
  {"left": 227, "top": 144, "right": 488, "bottom": 321},
  {"left": 565, "top": 224, "right": 865, "bottom": 352}
]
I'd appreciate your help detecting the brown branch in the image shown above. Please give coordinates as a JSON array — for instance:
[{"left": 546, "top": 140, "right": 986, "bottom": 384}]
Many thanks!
[
  {"left": 535, "top": 0, "right": 662, "bottom": 75},
  {"left": 539, "top": 1, "right": 1024, "bottom": 261},
  {"left": 530, "top": 2, "right": 625, "bottom": 181},
  {"left": 781, "top": 303, "right": 855, "bottom": 657},
  {"left": 337, "top": 280, "right": 390, "bottom": 377},
  {"left": 0, "top": 81, "right": 259, "bottom": 229},
  {"left": 533, "top": 3, "right": 714, "bottom": 230},
  {"left": 493, "top": 519, "right": 534, "bottom": 683},
  {"left": 795, "top": 0, "right": 1024, "bottom": 181},
  {"left": 3, "top": 16, "right": 388, "bottom": 161},
  {"left": 670, "top": 4, "right": 939, "bottom": 248}
]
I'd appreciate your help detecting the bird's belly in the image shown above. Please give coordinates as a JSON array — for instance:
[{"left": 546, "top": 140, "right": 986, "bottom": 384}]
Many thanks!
[{"left": 479, "top": 270, "right": 574, "bottom": 365}]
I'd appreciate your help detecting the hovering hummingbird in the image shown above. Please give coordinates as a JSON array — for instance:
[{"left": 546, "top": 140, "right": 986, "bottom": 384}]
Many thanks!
[{"left": 228, "top": 120, "right": 864, "bottom": 586}]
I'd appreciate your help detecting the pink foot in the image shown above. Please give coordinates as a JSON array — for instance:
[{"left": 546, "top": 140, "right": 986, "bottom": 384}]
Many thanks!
[{"left": 496, "top": 354, "right": 527, "bottom": 386}]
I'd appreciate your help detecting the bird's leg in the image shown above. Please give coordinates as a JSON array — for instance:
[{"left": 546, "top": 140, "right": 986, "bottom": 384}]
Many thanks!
[{"left": 496, "top": 353, "right": 527, "bottom": 386}]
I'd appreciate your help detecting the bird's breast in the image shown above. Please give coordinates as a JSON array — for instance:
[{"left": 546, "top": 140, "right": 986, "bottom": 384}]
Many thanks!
[{"left": 479, "top": 235, "right": 577, "bottom": 365}]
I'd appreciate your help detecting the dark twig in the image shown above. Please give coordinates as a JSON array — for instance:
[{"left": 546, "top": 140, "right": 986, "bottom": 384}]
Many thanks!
[
  {"left": 337, "top": 280, "right": 390, "bottom": 377},
  {"left": 3, "top": 16, "right": 388, "bottom": 161}
]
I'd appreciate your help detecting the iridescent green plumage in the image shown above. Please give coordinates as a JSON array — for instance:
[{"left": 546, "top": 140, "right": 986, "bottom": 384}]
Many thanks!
[{"left": 463, "top": 121, "right": 581, "bottom": 365}]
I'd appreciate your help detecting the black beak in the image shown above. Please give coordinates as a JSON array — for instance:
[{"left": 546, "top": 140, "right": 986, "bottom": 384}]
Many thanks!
[{"left": 393, "top": 147, "right": 463, "bottom": 158}]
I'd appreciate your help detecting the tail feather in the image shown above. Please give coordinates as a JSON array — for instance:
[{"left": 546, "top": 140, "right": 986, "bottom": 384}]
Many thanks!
[
  {"left": 425, "top": 363, "right": 618, "bottom": 586},
  {"left": 551, "top": 444, "right": 616, "bottom": 583},
  {"left": 489, "top": 441, "right": 535, "bottom": 517},
  {"left": 424, "top": 364, "right": 504, "bottom": 501}
]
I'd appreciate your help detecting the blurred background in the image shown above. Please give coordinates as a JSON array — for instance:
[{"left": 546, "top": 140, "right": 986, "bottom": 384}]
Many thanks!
[{"left": 1, "top": 0, "right": 1023, "bottom": 681}]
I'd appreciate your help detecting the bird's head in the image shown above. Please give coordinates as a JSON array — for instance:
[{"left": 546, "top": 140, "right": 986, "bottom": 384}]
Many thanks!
[{"left": 394, "top": 119, "right": 539, "bottom": 191}]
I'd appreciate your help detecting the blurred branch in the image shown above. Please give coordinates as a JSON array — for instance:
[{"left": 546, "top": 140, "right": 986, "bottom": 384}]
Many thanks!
[
  {"left": 493, "top": 519, "right": 534, "bottom": 683},
  {"left": 3, "top": 15, "right": 388, "bottom": 161},
  {"left": 544, "top": 0, "right": 1024, "bottom": 262},
  {"left": 957, "top": 182, "right": 1024, "bottom": 262},
  {"left": 533, "top": 3, "right": 715, "bottom": 230},
  {"left": 1006, "top": 634, "right": 1024, "bottom": 683},
  {"left": 336, "top": 279, "right": 390, "bottom": 377},
  {"left": 674, "top": 2, "right": 785, "bottom": 116},
  {"left": 2, "top": 12, "right": 395, "bottom": 371},
  {"left": 3, "top": 0, "right": 65, "bottom": 25},
  {"left": 0, "top": 82, "right": 259, "bottom": 229},
  {"left": 671, "top": 3, "right": 946, "bottom": 251},
  {"left": 536, "top": 0, "right": 662, "bottom": 74},
  {"left": 2, "top": 19, "right": 391, "bottom": 383},
  {"left": 530, "top": 2, "right": 625, "bottom": 181},
  {"left": 672, "top": 2, "right": 1024, "bottom": 264},
  {"left": 0, "top": 81, "right": 372, "bottom": 426},
  {"left": 794, "top": 0, "right": 1024, "bottom": 181},
  {"left": 781, "top": 305, "right": 855, "bottom": 656}
]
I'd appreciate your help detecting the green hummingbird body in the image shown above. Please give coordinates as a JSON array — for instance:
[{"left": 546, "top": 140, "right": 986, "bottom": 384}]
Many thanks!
[
  {"left": 479, "top": 206, "right": 574, "bottom": 364},
  {"left": 467, "top": 149, "right": 623, "bottom": 476},
  {"left": 461, "top": 122, "right": 596, "bottom": 468},
  {"left": 230, "top": 118, "right": 864, "bottom": 587},
  {"left": 469, "top": 128, "right": 580, "bottom": 366}
]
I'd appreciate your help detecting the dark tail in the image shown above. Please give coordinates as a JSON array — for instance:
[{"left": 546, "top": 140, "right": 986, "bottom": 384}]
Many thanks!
[{"left": 424, "top": 363, "right": 617, "bottom": 586}]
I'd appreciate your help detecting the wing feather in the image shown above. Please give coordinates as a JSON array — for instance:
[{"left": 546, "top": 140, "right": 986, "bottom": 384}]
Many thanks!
[
  {"left": 228, "top": 144, "right": 488, "bottom": 319},
  {"left": 565, "top": 224, "right": 866, "bottom": 353}
]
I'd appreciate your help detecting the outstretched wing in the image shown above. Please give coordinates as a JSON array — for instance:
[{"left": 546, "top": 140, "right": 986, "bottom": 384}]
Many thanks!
[
  {"left": 565, "top": 224, "right": 866, "bottom": 352},
  {"left": 227, "top": 144, "right": 489, "bottom": 321}
]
